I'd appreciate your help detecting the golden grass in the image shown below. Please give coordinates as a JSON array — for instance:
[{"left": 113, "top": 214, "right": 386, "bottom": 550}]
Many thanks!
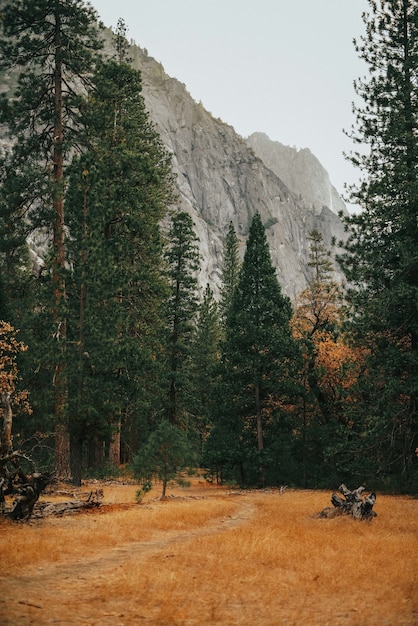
[{"left": 0, "top": 484, "right": 417, "bottom": 626}]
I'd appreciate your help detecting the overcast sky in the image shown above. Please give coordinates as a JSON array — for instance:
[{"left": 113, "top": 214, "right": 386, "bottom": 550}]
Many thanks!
[{"left": 89, "top": 0, "right": 369, "bottom": 202}]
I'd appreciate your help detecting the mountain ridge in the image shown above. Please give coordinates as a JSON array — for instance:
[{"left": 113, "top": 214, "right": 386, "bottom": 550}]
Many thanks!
[{"left": 125, "top": 40, "right": 347, "bottom": 298}]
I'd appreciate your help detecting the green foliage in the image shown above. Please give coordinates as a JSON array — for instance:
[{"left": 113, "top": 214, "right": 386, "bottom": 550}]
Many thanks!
[
  {"left": 131, "top": 420, "right": 197, "bottom": 497},
  {"left": 162, "top": 211, "right": 200, "bottom": 427},
  {"left": 219, "top": 221, "right": 241, "bottom": 326},
  {"left": 189, "top": 285, "right": 222, "bottom": 448},
  {"left": 207, "top": 213, "right": 302, "bottom": 486},
  {"left": 0, "top": 0, "right": 102, "bottom": 227},
  {"left": 0, "top": 0, "right": 104, "bottom": 461},
  {"left": 64, "top": 58, "right": 175, "bottom": 476},
  {"left": 135, "top": 480, "right": 152, "bottom": 502},
  {"left": 338, "top": 0, "right": 418, "bottom": 490}
]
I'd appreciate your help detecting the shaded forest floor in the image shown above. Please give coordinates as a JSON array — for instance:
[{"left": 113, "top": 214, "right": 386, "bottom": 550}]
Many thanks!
[{"left": 0, "top": 479, "right": 417, "bottom": 625}]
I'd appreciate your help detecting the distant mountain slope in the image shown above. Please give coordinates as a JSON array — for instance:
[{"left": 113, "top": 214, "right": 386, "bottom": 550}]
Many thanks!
[
  {"left": 246, "top": 132, "right": 348, "bottom": 217},
  {"left": 127, "top": 42, "right": 347, "bottom": 298}
]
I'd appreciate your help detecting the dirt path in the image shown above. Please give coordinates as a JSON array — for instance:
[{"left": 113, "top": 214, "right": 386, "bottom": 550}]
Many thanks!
[{"left": 1, "top": 496, "right": 257, "bottom": 625}]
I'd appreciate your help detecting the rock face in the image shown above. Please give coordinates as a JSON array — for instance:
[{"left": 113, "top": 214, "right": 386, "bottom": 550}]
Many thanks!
[
  {"left": 128, "top": 44, "right": 348, "bottom": 299},
  {"left": 246, "top": 132, "right": 348, "bottom": 218}
]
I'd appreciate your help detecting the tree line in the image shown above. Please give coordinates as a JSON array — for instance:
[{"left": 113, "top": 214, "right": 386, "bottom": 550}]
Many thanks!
[{"left": 0, "top": 0, "right": 416, "bottom": 493}]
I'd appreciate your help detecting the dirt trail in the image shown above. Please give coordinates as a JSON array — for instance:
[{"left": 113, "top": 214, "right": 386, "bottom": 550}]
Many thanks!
[{"left": 1, "top": 495, "right": 257, "bottom": 625}]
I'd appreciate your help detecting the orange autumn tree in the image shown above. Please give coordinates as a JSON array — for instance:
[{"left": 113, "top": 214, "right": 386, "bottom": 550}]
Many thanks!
[
  {"left": 291, "top": 231, "right": 365, "bottom": 485},
  {"left": 0, "top": 321, "right": 32, "bottom": 456}
]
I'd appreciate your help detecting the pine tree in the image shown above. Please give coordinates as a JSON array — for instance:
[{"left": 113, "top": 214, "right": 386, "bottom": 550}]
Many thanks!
[
  {"left": 214, "top": 213, "right": 301, "bottom": 486},
  {"left": 339, "top": 0, "right": 418, "bottom": 489},
  {"left": 0, "top": 0, "right": 103, "bottom": 477},
  {"left": 131, "top": 419, "right": 197, "bottom": 498},
  {"left": 219, "top": 221, "right": 241, "bottom": 326},
  {"left": 162, "top": 211, "right": 200, "bottom": 427},
  {"left": 64, "top": 54, "right": 175, "bottom": 483},
  {"left": 190, "top": 284, "right": 222, "bottom": 451}
]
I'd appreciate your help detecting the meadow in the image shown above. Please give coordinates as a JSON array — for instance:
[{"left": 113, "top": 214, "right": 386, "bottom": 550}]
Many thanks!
[{"left": 0, "top": 480, "right": 417, "bottom": 625}]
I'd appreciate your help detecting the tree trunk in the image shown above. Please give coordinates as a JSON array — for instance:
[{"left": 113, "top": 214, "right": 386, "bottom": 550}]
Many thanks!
[
  {"left": 109, "top": 425, "right": 121, "bottom": 466},
  {"left": 255, "top": 384, "right": 263, "bottom": 451},
  {"left": 55, "top": 423, "right": 71, "bottom": 479},
  {"left": 32, "top": 489, "right": 103, "bottom": 518},
  {"left": 52, "top": 0, "right": 70, "bottom": 481},
  {"left": 88, "top": 437, "right": 105, "bottom": 471},
  {"left": 0, "top": 392, "right": 13, "bottom": 456},
  {"left": 70, "top": 434, "right": 83, "bottom": 487}
]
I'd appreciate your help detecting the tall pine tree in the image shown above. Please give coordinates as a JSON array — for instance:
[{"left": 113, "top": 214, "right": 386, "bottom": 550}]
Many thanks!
[
  {"left": 219, "top": 221, "right": 241, "bottom": 326},
  {"left": 0, "top": 0, "right": 103, "bottom": 476},
  {"left": 64, "top": 51, "right": 175, "bottom": 482},
  {"left": 213, "top": 214, "right": 301, "bottom": 486},
  {"left": 339, "top": 0, "right": 418, "bottom": 490},
  {"left": 163, "top": 211, "right": 200, "bottom": 428},
  {"left": 190, "top": 284, "right": 222, "bottom": 452}
]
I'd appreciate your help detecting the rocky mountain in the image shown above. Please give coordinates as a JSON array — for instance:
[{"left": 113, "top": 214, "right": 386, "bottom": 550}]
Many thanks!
[
  {"left": 126, "top": 43, "right": 348, "bottom": 299},
  {"left": 246, "top": 132, "right": 348, "bottom": 218}
]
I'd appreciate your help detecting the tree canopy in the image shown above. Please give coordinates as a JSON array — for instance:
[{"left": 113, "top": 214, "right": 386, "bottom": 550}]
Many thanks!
[{"left": 339, "top": 0, "right": 418, "bottom": 490}]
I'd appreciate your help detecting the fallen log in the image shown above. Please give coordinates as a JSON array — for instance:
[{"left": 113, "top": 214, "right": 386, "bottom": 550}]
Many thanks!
[
  {"left": 32, "top": 489, "right": 104, "bottom": 518},
  {"left": 315, "top": 484, "right": 377, "bottom": 521}
]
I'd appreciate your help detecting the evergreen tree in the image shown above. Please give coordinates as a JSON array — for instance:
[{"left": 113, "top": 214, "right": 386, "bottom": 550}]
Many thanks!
[
  {"left": 64, "top": 55, "right": 175, "bottom": 483},
  {"left": 0, "top": 0, "right": 103, "bottom": 476},
  {"left": 190, "top": 284, "right": 222, "bottom": 451},
  {"left": 339, "top": 0, "right": 418, "bottom": 490},
  {"left": 162, "top": 211, "right": 200, "bottom": 427},
  {"left": 131, "top": 419, "right": 197, "bottom": 498},
  {"left": 212, "top": 213, "right": 301, "bottom": 486},
  {"left": 219, "top": 221, "right": 240, "bottom": 326}
]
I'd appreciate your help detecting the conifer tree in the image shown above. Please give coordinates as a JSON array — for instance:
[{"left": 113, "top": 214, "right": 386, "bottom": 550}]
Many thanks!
[
  {"left": 219, "top": 221, "right": 240, "bottom": 326},
  {"left": 131, "top": 419, "right": 197, "bottom": 498},
  {"left": 162, "top": 211, "right": 200, "bottom": 427},
  {"left": 214, "top": 213, "right": 301, "bottom": 485},
  {"left": 0, "top": 0, "right": 103, "bottom": 476},
  {"left": 293, "top": 230, "right": 343, "bottom": 420},
  {"left": 339, "top": 0, "right": 418, "bottom": 489},
  {"left": 190, "top": 284, "right": 222, "bottom": 449},
  {"left": 64, "top": 52, "right": 175, "bottom": 483}
]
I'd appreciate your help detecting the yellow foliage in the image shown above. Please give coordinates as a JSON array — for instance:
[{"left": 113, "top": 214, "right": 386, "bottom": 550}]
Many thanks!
[{"left": 0, "top": 320, "right": 31, "bottom": 416}]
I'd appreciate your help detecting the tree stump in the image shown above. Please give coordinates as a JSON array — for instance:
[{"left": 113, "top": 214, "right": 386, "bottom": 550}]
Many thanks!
[{"left": 315, "top": 484, "right": 377, "bottom": 521}]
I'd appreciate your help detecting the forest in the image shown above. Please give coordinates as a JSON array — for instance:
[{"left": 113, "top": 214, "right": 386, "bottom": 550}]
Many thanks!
[{"left": 0, "top": 0, "right": 417, "bottom": 503}]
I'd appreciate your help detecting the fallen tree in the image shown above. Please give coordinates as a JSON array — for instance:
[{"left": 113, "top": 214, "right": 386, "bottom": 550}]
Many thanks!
[
  {"left": 32, "top": 489, "right": 104, "bottom": 518},
  {"left": 314, "top": 483, "right": 377, "bottom": 521}
]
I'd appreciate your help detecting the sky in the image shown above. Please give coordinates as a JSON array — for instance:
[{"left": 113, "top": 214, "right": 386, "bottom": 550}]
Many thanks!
[{"left": 89, "top": 0, "right": 370, "bottom": 203}]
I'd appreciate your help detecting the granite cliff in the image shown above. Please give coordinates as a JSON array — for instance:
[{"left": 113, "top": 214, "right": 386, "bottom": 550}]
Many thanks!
[{"left": 127, "top": 43, "right": 348, "bottom": 299}]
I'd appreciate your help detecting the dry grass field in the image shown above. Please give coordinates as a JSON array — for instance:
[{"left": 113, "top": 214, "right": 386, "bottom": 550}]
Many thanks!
[{"left": 0, "top": 479, "right": 417, "bottom": 625}]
